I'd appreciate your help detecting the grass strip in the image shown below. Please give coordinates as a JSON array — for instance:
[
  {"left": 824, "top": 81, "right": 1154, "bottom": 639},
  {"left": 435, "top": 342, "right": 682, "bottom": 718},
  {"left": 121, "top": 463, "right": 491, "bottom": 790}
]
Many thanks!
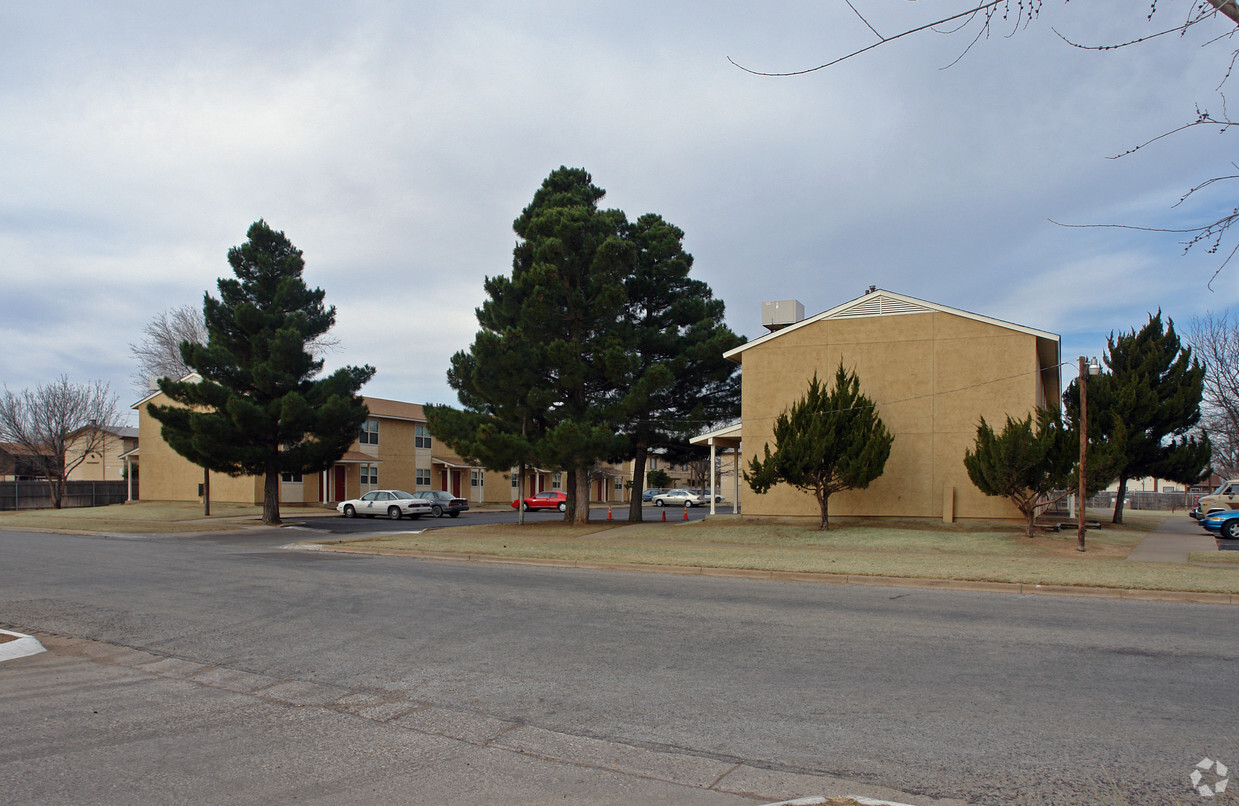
[{"left": 319, "top": 511, "right": 1239, "bottom": 594}]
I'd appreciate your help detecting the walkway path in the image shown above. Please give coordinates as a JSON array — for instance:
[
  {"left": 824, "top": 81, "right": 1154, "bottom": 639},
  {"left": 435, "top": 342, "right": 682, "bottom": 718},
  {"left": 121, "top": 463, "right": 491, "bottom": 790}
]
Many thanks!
[{"left": 1127, "top": 513, "right": 1217, "bottom": 562}]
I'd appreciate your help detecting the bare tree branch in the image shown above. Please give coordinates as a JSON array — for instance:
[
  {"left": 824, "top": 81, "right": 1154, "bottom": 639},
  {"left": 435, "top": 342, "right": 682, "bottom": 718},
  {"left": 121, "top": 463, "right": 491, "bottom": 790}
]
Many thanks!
[
  {"left": 130, "top": 302, "right": 340, "bottom": 394},
  {"left": 1186, "top": 311, "right": 1239, "bottom": 475},
  {"left": 0, "top": 376, "right": 122, "bottom": 508}
]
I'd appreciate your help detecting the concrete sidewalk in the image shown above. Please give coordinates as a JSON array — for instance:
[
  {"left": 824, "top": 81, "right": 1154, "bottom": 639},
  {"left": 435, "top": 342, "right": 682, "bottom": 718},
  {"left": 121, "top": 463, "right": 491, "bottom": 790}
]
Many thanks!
[
  {"left": 0, "top": 634, "right": 958, "bottom": 806},
  {"left": 1126, "top": 514, "right": 1218, "bottom": 562}
]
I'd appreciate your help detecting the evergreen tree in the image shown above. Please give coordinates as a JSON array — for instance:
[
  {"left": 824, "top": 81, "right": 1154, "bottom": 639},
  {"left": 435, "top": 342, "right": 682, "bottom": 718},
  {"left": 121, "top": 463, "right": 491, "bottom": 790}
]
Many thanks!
[
  {"left": 964, "top": 409, "right": 1074, "bottom": 538},
  {"left": 744, "top": 364, "right": 893, "bottom": 530},
  {"left": 149, "top": 221, "right": 374, "bottom": 525},
  {"left": 432, "top": 167, "right": 633, "bottom": 524},
  {"left": 1064, "top": 311, "right": 1211, "bottom": 524},
  {"left": 618, "top": 212, "right": 743, "bottom": 521}
]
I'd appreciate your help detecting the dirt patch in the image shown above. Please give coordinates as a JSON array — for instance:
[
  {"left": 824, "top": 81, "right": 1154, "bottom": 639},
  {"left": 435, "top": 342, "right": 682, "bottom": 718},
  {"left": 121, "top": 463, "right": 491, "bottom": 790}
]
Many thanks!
[{"left": 0, "top": 632, "right": 19, "bottom": 644}]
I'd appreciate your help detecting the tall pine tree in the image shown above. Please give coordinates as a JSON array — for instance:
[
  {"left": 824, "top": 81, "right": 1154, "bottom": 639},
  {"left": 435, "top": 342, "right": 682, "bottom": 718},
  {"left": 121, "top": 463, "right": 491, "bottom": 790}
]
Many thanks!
[
  {"left": 1064, "top": 311, "right": 1211, "bottom": 524},
  {"left": 619, "top": 213, "right": 742, "bottom": 521},
  {"left": 432, "top": 168, "right": 632, "bottom": 524},
  {"left": 150, "top": 220, "right": 374, "bottom": 525}
]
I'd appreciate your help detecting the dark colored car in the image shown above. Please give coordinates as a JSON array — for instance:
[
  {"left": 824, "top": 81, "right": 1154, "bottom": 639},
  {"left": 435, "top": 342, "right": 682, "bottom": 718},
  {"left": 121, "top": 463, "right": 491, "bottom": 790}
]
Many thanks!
[
  {"left": 512, "top": 491, "right": 568, "bottom": 511},
  {"left": 414, "top": 490, "right": 469, "bottom": 518},
  {"left": 642, "top": 487, "right": 666, "bottom": 502}
]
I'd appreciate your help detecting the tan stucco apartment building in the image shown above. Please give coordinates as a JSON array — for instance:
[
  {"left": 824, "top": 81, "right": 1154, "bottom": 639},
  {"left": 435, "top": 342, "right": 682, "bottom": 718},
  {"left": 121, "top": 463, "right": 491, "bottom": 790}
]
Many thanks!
[
  {"left": 703, "top": 289, "right": 1061, "bottom": 522},
  {"left": 133, "top": 388, "right": 509, "bottom": 506}
]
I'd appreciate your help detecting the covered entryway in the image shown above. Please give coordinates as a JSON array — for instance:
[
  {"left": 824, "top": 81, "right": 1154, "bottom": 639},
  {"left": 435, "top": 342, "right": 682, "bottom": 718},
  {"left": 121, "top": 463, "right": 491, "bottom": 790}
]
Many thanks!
[{"left": 690, "top": 424, "right": 742, "bottom": 516}]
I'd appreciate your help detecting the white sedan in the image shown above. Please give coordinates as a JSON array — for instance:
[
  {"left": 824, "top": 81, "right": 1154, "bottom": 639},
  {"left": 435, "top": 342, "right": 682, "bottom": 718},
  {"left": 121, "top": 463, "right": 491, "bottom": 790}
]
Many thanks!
[
  {"left": 651, "top": 489, "right": 708, "bottom": 507},
  {"left": 338, "top": 490, "right": 432, "bottom": 520}
]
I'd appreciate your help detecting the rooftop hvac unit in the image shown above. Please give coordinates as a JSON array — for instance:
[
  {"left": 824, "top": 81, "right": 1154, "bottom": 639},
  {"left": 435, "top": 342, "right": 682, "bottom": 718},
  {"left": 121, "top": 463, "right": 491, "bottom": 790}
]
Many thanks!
[{"left": 762, "top": 300, "right": 804, "bottom": 331}]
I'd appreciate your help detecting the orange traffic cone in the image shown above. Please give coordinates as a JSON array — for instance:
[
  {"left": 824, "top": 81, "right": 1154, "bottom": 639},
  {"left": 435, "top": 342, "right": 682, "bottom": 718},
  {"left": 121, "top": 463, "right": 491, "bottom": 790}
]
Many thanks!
[
  {"left": 607, "top": 506, "right": 612, "bottom": 520},
  {"left": 683, "top": 507, "right": 688, "bottom": 521},
  {"left": 661, "top": 509, "right": 666, "bottom": 522}
]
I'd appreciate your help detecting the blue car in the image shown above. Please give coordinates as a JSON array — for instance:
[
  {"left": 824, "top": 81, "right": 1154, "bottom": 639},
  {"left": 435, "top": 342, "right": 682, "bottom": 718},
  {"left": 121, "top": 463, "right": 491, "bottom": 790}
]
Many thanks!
[
  {"left": 1201, "top": 510, "right": 1239, "bottom": 540},
  {"left": 642, "top": 487, "right": 666, "bottom": 502}
]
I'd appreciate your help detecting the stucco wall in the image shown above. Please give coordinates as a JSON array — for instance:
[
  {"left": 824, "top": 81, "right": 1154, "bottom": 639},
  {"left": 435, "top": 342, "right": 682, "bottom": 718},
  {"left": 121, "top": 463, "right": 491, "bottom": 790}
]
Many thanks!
[
  {"left": 137, "top": 400, "right": 263, "bottom": 504},
  {"left": 739, "top": 311, "right": 1046, "bottom": 521}
]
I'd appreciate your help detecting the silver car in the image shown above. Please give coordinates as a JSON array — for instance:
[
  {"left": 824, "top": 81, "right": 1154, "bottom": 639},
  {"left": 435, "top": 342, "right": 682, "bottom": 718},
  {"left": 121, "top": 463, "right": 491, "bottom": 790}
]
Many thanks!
[{"left": 651, "top": 489, "right": 708, "bottom": 507}]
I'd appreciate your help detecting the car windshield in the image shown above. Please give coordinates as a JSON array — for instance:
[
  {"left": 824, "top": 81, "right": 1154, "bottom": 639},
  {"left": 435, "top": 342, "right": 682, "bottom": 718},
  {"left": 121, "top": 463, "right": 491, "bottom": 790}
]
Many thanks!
[{"left": 390, "top": 491, "right": 416, "bottom": 499}]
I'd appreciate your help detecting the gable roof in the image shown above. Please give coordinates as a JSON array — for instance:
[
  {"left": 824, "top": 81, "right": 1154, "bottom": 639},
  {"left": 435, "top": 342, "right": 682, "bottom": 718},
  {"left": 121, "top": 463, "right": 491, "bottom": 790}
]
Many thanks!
[
  {"left": 133, "top": 380, "right": 427, "bottom": 424},
  {"left": 363, "top": 397, "right": 425, "bottom": 422},
  {"left": 723, "top": 289, "right": 1059, "bottom": 362}
]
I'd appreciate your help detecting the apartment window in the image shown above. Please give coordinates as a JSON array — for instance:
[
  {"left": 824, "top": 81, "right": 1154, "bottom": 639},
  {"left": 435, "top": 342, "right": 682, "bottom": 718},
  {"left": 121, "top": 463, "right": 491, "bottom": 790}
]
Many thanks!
[
  {"left": 614, "top": 478, "right": 624, "bottom": 490},
  {"left": 359, "top": 419, "right": 379, "bottom": 445},
  {"left": 280, "top": 471, "right": 303, "bottom": 483},
  {"left": 552, "top": 472, "right": 562, "bottom": 490},
  {"left": 415, "top": 424, "right": 431, "bottom": 449},
  {"left": 511, "top": 473, "right": 518, "bottom": 488},
  {"left": 361, "top": 464, "right": 378, "bottom": 487},
  {"left": 415, "top": 469, "right": 431, "bottom": 487},
  {"left": 471, "top": 469, "right": 482, "bottom": 488}
]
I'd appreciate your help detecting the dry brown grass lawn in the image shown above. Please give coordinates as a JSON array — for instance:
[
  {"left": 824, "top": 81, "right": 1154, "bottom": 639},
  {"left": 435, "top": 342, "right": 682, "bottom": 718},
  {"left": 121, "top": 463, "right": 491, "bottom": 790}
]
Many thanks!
[
  {"left": 0, "top": 501, "right": 265, "bottom": 533},
  {"left": 317, "top": 509, "right": 1239, "bottom": 594}
]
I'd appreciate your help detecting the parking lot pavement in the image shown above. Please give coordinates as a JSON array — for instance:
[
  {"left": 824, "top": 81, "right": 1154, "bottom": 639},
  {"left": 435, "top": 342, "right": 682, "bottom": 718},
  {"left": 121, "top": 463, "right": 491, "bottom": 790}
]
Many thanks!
[
  {"left": 293, "top": 504, "right": 735, "bottom": 535},
  {"left": 0, "top": 634, "right": 937, "bottom": 806}
]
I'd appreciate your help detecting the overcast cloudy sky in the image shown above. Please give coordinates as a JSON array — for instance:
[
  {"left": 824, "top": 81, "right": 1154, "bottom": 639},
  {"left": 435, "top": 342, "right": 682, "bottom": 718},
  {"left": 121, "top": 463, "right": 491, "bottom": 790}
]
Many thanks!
[{"left": 3, "top": 1, "right": 1237, "bottom": 422}]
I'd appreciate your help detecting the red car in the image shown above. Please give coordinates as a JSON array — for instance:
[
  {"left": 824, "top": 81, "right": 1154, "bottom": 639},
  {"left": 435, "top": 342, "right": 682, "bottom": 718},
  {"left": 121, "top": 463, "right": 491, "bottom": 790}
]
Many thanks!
[{"left": 511, "top": 491, "right": 568, "bottom": 512}]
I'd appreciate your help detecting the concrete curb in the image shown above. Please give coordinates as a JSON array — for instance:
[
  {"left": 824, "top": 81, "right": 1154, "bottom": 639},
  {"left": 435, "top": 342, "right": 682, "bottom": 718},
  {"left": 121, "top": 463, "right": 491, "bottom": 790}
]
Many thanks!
[
  {"left": 303, "top": 543, "right": 1239, "bottom": 605},
  {"left": 764, "top": 798, "right": 917, "bottom": 806},
  {"left": 0, "top": 629, "right": 46, "bottom": 662}
]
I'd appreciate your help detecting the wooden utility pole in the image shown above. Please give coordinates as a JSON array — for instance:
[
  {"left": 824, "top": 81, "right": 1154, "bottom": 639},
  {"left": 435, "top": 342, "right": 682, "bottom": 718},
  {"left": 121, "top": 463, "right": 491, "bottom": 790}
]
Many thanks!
[{"left": 1077, "top": 356, "right": 1087, "bottom": 552}]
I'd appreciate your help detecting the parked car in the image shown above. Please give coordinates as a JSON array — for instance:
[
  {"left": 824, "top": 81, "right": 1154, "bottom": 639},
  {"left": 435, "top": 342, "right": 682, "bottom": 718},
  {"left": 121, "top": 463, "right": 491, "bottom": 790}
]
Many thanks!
[
  {"left": 1201, "top": 509, "right": 1239, "bottom": 540},
  {"left": 689, "top": 488, "right": 724, "bottom": 503},
  {"left": 1190, "top": 479, "right": 1239, "bottom": 519},
  {"left": 338, "top": 490, "right": 432, "bottom": 520},
  {"left": 651, "top": 489, "right": 708, "bottom": 507},
  {"left": 512, "top": 491, "right": 568, "bottom": 511},
  {"left": 641, "top": 487, "right": 666, "bottom": 502},
  {"left": 413, "top": 490, "right": 469, "bottom": 518}
]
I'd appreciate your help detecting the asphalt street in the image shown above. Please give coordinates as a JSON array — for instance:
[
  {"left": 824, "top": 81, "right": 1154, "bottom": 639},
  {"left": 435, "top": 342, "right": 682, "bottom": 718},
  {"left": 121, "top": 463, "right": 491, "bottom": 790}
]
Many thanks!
[{"left": 3, "top": 525, "right": 1237, "bottom": 805}]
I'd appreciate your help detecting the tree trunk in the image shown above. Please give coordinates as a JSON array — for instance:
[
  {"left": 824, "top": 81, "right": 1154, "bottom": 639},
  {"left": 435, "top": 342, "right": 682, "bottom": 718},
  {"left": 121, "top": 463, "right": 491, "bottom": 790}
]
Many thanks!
[
  {"left": 816, "top": 489, "right": 831, "bottom": 531},
  {"left": 573, "top": 468, "right": 591, "bottom": 525},
  {"left": 46, "top": 477, "right": 64, "bottom": 509},
  {"left": 262, "top": 469, "right": 281, "bottom": 525},
  {"left": 628, "top": 446, "right": 647, "bottom": 523},
  {"left": 203, "top": 466, "right": 210, "bottom": 517},
  {"left": 516, "top": 459, "right": 526, "bottom": 526},
  {"left": 1112, "top": 475, "right": 1128, "bottom": 524}
]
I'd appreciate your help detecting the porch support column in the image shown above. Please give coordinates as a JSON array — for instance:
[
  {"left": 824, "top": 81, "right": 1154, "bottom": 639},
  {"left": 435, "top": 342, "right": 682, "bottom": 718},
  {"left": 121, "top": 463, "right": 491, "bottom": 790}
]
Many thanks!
[
  {"left": 125, "top": 456, "right": 134, "bottom": 501},
  {"left": 733, "top": 446, "right": 741, "bottom": 515},
  {"left": 708, "top": 438, "right": 717, "bottom": 515}
]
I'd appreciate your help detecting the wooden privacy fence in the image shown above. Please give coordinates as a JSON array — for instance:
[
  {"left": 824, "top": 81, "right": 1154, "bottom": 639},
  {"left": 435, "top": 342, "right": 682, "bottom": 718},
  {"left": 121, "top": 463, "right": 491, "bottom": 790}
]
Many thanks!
[{"left": 0, "top": 480, "right": 129, "bottom": 511}]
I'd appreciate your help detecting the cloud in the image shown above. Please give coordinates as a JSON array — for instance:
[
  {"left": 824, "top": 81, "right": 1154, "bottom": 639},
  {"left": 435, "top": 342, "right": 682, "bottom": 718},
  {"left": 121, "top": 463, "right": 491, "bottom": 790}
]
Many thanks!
[{"left": 1, "top": 0, "right": 1236, "bottom": 415}]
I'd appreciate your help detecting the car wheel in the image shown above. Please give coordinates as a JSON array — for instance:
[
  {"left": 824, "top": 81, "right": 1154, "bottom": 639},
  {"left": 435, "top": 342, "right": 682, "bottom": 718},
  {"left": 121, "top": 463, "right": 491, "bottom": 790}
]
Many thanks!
[
  {"left": 449, "top": 511, "right": 460, "bottom": 518},
  {"left": 432, "top": 505, "right": 444, "bottom": 518},
  {"left": 343, "top": 505, "right": 356, "bottom": 518},
  {"left": 388, "top": 506, "right": 402, "bottom": 520},
  {"left": 1222, "top": 520, "right": 1239, "bottom": 540},
  {"left": 521, "top": 502, "right": 530, "bottom": 512},
  {"left": 558, "top": 502, "right": 566, "bottom": 512},
  {"left": 685, "top": 501, "right": 694, "bottom": 508},
  {"left": 655, "top": 500, "right": 664, "bottom": 507}
]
